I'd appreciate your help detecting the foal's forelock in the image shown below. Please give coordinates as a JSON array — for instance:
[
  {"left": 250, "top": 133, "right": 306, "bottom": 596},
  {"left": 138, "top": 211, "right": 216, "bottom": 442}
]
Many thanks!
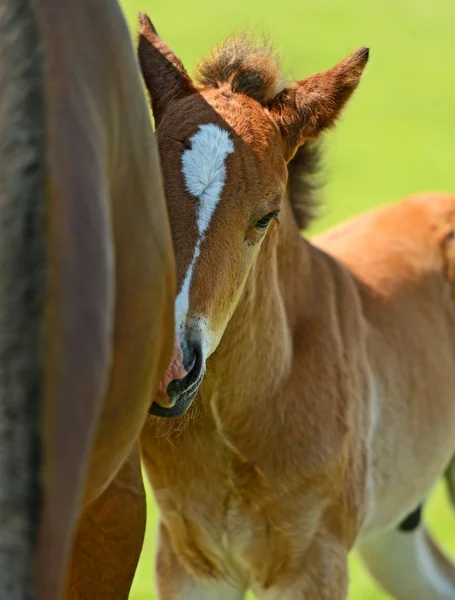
[
  {"left": 195, "top": 34, "right": 282, "bottom": 103},
  {"left": 175, "top": 122, "right": 235, "bottom": 357}
]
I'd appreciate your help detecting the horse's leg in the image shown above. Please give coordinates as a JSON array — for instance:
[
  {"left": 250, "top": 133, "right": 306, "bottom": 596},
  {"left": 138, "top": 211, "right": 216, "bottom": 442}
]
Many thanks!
[
  {"left": 64, "top": 443, "right": 145, "bottom": 600},
  {"left": 155, "top": 522, "right": 244, "bottom": 600},
  {"left": 254, "top": 538, "right": 348, "bottom": 600},
  {"left": 358, "top": 519, "right": 455, "bottom": 599}
]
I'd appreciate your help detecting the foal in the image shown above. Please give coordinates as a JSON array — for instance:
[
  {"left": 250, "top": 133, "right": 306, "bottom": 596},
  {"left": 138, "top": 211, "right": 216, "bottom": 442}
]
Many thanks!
[{"left": 139, "top": 15, "right": 455, "bottom": 599}]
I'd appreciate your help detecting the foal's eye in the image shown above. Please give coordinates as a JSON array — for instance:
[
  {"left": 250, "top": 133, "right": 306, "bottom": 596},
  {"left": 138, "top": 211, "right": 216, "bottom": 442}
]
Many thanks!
[{"left": 255, "top": 211, "right": 280, "bottom": 232}]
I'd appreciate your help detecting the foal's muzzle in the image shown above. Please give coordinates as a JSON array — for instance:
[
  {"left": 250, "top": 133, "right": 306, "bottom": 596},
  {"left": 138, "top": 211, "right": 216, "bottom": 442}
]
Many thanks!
[{"left": 149, "top": 339, "right": 204, "bottom": 418}]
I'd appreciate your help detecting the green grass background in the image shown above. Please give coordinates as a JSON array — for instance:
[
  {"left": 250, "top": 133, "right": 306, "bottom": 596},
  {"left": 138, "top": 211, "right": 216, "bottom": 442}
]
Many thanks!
[{"left": 118, "top": 0, "right": 455, "bottom": 597}]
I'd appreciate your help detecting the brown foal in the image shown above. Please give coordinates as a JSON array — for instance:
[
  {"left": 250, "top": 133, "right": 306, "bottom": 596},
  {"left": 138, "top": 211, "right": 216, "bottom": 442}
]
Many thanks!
[{"left": 137, "top": 15, "right": 455, "bottom": 600}]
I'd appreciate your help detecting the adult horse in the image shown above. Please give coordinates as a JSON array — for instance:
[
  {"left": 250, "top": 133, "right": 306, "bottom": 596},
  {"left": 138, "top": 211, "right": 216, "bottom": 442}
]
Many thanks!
[
  {"left": 138, "top": 14, "right": 455, "bottom": 600},
  {"left": 0, "top": 1, "right": 179, "bottom": 599}
]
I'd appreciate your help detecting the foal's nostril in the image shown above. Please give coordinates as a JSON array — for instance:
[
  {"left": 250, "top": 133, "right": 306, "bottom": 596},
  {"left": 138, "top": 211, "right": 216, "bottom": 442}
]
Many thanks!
[{"left": 166, "top": 340, "right": 203, "bottom": 400}]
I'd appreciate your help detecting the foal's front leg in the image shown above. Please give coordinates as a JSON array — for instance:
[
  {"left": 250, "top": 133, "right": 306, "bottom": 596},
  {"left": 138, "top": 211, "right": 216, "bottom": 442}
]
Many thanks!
[
  {"left": 254, "top": 537, "right": 348, "bottom": 600},
  {"left": 155, "top": 522, "right": 245, "bottom": 600}
]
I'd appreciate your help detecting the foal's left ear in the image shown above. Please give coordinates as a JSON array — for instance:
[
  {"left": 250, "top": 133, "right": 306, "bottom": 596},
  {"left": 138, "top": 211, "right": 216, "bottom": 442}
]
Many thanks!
[
  {"left": 268, "top": 47, "right": 369, "bottom": 161},
  {"left": 137, "top": 13, "right": 196, "bottom": 127}
]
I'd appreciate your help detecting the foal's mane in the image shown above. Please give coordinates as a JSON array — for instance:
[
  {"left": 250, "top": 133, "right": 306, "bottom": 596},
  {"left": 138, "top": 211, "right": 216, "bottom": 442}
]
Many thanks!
[{"left": 195, "top": 33, "right": 323, "bottom": 230}]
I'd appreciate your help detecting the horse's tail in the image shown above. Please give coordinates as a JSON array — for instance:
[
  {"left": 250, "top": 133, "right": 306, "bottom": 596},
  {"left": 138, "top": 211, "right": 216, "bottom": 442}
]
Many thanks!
[{"left": 0, "top": 0, "right": 46, "bottom": 597}]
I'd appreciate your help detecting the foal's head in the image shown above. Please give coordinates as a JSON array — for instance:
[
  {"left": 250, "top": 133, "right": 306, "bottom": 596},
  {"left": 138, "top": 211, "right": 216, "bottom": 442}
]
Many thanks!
[{"left": 139, "top": 14, "right": 368, "bottom": 417}]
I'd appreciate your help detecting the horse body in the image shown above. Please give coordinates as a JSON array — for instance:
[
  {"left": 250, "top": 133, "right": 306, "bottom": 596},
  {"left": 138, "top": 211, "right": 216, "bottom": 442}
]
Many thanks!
[
  {"left": 36, "top": 2, "right": 178, "bottom": 597},
  {"left": 141, "top": 199, "right": 372, "bottom": 596},
  {"left": 317, "top": 195, "right": 455, "bottom": 537},
  {"left": 139, "top": 17, "right": 455, "bottom": 599},
  {"left": 1, "top": 1, "right": 177, "bottom": 598}
]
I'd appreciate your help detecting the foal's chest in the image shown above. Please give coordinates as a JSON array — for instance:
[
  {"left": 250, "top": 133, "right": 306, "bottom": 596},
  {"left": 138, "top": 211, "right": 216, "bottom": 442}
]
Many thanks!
[
  {"left": 159, "top": 481, "right": 261, "bottom": 583},
  {"left": 145, "top": 417, "right": 349, "bottom": 587},
  {"left": 158, "top": 472, "right": 326, "bottom": 590}
]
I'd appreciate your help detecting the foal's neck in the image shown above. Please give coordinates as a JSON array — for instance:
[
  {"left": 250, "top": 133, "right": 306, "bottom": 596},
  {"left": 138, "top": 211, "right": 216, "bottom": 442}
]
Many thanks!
[{"left": 204, "top": 197, "right": 310, "bottom": 428}]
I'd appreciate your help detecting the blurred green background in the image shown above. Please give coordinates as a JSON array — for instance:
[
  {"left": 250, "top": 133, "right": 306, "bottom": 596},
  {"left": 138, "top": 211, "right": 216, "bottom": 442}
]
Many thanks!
[{"left": 118, "top": 0, "right": 455, "bottom": 597}]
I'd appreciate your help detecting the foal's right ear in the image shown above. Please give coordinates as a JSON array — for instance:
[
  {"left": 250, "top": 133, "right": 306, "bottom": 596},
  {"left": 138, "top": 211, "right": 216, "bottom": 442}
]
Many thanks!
[{"left": 137, "top": 13, "right": 196, "bottom": 127}]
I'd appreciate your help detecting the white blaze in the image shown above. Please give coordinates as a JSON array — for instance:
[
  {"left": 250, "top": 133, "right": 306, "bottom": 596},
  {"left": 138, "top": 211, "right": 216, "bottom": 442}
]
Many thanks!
[{"left": 176, "top": 123, "right": 234, "bottom": 355}]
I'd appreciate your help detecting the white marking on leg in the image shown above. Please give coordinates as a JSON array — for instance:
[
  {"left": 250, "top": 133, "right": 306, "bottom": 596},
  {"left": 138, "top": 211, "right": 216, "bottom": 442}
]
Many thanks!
[
  {"left": 359, "top": 527, "right": 455, "bottom": 599},
  {"left": 176, "top": 124, "right": 234, "bottom": 352}
]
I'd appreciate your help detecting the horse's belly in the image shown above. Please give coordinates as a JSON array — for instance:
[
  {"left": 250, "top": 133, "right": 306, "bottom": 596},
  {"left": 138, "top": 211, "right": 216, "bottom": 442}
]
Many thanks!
[{"left": 359, "top": 385, "right": 455, "bottom": 539}]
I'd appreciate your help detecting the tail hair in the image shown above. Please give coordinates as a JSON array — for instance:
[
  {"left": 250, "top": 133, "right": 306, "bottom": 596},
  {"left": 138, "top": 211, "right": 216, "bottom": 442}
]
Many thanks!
[{"left": 0, "top": 0, "right": 46, "bottom": 595}]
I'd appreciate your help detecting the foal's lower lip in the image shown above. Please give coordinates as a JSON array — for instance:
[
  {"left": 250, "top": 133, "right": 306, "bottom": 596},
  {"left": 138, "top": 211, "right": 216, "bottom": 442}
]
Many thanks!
[
  {"left": 149, "top": 369, "right": 205, "bottom": 418},
  {"left": 153, "top": 396, "right": 177, "bottom": 409},
  {"left": 149, "top": 387, "right": 198, "bottom": 418}
]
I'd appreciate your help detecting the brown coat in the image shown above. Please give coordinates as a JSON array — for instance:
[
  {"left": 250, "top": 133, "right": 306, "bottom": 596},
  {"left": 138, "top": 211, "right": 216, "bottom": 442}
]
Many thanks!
[{"left": 30, "top": 2, "right": 175, "bottom": 598}]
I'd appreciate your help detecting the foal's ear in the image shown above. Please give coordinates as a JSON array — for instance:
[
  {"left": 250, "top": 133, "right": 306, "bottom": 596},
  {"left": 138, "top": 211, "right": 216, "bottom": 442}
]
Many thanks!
[
  {"left": 137, "top": 13, "right": 196, "bottom": 127},
  {"left": 268, "top": 47, "right": 369, "bottom": 161}
]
